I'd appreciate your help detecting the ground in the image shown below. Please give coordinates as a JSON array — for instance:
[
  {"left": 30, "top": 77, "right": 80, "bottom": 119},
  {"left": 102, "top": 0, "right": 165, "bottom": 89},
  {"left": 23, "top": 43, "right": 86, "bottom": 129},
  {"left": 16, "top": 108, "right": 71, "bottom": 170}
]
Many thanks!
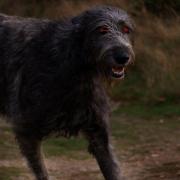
[{"left": 0, "top": 102, "right": 180, "bottom": 180}]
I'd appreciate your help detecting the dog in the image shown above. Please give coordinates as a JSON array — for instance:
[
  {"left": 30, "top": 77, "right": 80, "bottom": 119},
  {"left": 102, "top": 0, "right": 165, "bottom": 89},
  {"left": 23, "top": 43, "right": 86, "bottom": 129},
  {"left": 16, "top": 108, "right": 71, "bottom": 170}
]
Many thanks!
[{"left": 0, "top": 6, "right": 135, "bottom": 180}]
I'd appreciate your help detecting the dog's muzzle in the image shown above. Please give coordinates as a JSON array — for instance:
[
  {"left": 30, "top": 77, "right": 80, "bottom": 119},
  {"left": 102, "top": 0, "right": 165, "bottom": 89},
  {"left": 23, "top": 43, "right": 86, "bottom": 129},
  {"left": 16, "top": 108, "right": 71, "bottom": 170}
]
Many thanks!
[
  {"left": 99, "top": 44, "right": 134, "bottom": 79},
  {"left": 110, "top": 47, "right": 130, "bottom": 79}
]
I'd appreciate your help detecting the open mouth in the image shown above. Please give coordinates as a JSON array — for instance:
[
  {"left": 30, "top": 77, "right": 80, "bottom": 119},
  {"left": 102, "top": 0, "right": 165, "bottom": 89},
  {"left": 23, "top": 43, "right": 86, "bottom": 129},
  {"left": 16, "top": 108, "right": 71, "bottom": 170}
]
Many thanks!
[{"left": 111, "top": 66, "right": 125, "bottom": 79}]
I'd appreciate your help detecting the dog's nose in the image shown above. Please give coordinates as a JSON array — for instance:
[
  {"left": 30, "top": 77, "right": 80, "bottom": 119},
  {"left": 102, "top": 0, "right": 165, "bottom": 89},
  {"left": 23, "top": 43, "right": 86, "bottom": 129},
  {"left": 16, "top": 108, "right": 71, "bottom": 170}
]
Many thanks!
[{"left": 113, "top": 49, "right": 130, "bottom": 65}]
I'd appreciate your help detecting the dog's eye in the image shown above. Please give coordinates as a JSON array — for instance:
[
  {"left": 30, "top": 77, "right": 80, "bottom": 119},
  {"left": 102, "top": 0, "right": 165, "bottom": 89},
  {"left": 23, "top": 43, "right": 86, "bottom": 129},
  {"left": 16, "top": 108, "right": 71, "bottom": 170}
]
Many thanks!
[
  {"left": 122, "top": 26, "right": 130, "bottom": 34},
  {"left": 98, "top": 26, "right": 109, "bottom": 34}
]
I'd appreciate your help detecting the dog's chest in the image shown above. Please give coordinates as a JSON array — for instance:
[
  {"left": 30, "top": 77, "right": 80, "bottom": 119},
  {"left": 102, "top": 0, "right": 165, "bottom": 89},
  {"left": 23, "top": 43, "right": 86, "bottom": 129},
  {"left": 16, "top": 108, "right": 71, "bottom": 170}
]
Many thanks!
[{"left": 53, "top": 82, "right": 109, "bottom": 136}]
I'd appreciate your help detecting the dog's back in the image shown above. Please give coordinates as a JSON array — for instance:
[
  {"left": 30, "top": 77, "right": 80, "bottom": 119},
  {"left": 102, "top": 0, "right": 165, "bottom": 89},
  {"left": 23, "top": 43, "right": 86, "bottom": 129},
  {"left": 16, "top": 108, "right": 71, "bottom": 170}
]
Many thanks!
[
  {"left": 0, "top": 13, "right": 59, "bottom": 110},
  {"left": 0, "top": 14, "right": 11, "bottom": 113},
  {"left": 0, "top": 14, "right": 35, "bottom": 114}
]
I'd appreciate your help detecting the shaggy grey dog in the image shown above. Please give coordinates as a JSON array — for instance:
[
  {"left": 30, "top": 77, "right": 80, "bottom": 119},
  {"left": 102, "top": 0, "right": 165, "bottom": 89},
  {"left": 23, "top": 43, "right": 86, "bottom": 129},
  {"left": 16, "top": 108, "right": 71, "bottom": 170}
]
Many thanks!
[{"left": 0, "top": 6, "right": 135, "bottom": 180}]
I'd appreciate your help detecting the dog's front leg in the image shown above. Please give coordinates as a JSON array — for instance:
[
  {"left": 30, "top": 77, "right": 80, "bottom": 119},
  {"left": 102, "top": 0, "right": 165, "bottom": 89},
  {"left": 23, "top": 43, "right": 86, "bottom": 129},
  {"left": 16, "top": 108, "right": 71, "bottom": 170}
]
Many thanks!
[
  {"left": 16, "top": 134, "right": 49, "bottom": 180},
  {"left": 83, "top": 124, "right": 121, "bottom": 180}
]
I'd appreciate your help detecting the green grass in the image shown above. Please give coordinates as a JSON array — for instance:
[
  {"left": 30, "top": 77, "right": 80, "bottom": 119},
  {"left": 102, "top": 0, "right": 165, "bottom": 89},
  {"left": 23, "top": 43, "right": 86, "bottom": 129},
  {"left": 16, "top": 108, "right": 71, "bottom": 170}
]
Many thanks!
[
  {"left": 113, "top": 102, "right": 180, "bottom": 118},
  {"left": 111, "top": 103, "right": 180, "bottom": 155},
  {"left": 0, "top": 167, "right": 23, "bottom": 180},
  {"left": 43, "top": 137, "right": 89, "bottom": 159},
  {"left": 0, "top": 124, "right": 19, "bottom": 159}
]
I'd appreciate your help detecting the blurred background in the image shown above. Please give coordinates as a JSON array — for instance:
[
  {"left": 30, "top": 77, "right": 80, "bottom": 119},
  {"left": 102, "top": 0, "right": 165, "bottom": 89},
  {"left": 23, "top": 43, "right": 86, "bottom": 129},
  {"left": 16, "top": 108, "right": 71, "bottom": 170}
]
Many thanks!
[{"left": 0, "top": 0, "right": 179, "bottom": 179}]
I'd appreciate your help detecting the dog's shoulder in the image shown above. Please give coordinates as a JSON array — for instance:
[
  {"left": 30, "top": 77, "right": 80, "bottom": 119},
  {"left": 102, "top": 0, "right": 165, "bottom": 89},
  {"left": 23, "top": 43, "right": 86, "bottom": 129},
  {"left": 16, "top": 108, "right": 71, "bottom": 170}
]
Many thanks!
[
  {"left": 0, "top": 13, "right": 25, "bottom": 24},
  {"left": 0, "top": 13, "right": 50, "bottom": 30}
]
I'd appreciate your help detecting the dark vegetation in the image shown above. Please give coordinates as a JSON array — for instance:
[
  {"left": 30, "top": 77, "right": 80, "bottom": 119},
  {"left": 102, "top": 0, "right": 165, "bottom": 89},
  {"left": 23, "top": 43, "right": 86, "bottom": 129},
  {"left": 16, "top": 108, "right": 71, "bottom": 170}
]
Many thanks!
[{"left": 0, "top": 0, "right": 179, "bottom": 179}]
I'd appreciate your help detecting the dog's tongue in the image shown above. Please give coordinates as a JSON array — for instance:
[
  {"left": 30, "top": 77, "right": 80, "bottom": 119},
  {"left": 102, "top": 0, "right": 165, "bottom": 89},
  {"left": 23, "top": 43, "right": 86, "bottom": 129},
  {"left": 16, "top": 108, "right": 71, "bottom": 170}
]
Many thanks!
[{"left": 112, "top": 67, "right": 124, "bottom": 72}]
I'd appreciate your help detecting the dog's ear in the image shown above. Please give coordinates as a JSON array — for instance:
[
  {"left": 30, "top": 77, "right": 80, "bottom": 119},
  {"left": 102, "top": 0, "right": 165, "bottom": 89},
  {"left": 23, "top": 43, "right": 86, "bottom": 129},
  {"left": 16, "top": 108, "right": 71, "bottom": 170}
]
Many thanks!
[
  {"left": 72, "top": 15, "right": 82, "bottom": 26},
  {"left": 71, "top": 12, "right": 86, "bottom": 33},
  {"left": 71, "top": 11, "right": 89, "bottom": 28},
  {"left": 72, "top": 10, "right": 93, "bottom": 34}
]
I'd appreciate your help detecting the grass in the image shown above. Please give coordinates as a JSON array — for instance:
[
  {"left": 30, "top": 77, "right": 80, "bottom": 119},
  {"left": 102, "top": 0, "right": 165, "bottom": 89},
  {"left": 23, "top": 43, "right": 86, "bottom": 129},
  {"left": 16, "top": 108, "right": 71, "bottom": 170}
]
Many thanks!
[
  {"left": 0, "top": 122, "right": 19, "bottom": 160},
  {"left": 113, "top": 102, "right": 180, "bottom": 118},
  {"left": 43, "top": 136, "right": 89, "bottom": 159},
  {"left": 110, "top": 102, "right": 180, "bottom": 157},
  {"left": 0, "top": 167, "right": 23, "bottom": 180}
]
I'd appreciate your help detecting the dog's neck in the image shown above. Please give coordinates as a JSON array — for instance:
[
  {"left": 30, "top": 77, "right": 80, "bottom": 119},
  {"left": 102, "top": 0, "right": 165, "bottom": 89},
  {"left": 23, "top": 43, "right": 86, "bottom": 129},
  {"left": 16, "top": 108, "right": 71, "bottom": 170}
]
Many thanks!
[{"left": 52, "top": 20, "right": 100, "bottom": 81}]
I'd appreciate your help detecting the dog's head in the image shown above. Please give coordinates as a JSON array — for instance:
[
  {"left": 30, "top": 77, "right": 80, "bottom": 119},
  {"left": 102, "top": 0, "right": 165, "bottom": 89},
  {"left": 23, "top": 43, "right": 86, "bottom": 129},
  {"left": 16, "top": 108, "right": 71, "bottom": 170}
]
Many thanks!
[{"left": 72, "top": 6, "right": 135, "bottom": 79}]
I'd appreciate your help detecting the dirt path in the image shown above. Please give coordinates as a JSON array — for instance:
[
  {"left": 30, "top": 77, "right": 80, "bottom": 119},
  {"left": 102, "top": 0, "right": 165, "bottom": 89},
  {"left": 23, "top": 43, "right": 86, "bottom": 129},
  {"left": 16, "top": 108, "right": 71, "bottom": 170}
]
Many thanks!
[
  {"left": 0, "top": 116, "right": 180, "bottom": 180},
  {"left": 0, "top": 145, "right": 180, "bottom": 180},
  {"left": 0, "top": 157, "right": 141, "bottom": 180}
]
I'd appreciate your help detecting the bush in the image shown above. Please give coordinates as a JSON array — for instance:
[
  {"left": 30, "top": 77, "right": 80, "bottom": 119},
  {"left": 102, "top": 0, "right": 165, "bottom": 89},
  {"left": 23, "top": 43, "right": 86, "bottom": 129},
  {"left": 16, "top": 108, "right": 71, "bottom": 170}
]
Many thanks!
[{"left": 131, "top": 0, "right": 180, "bottom": 16}]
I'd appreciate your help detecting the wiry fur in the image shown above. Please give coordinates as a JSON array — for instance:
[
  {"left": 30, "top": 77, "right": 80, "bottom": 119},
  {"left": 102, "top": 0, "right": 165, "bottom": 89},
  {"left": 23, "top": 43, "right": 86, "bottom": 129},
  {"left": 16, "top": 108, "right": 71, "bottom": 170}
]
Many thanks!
[{"left": 0, "top": 6, "right": 134, "bottom": 180}]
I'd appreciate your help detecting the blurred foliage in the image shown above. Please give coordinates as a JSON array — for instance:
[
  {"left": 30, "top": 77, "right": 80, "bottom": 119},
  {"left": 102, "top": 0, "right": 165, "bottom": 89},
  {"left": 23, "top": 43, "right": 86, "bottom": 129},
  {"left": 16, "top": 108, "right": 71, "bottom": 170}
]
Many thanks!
[
  {"left": 130, "top": 0, "right": 180, "bottom": 16},
  {"left": 0, "top": 0, "right": 179, "bottom": 103}
]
